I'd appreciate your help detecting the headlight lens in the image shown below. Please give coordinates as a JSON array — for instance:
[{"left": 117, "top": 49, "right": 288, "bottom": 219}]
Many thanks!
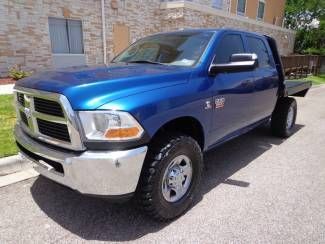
[{"left": 78, "top": 111, "right": 144, "bottom": 141}]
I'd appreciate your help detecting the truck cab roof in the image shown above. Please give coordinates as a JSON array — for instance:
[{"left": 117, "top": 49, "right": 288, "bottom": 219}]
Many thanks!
[{"left": 151, "top": 28, "right": 268, "bottom": 39}]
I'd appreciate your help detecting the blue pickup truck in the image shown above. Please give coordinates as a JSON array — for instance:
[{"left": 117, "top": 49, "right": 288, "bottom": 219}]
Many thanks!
[{"left": 14, "top": 29, "right": 311, "bottom": 221}]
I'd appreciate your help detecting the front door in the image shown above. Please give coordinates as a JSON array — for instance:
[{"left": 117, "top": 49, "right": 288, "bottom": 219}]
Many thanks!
[{"left": 207, "top": 33, "right": 256, "bottom": 146}]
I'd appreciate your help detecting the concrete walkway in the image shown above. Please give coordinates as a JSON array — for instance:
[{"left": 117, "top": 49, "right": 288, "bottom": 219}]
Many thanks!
[{"left": 0, "top": 84, "right": 14, "bottom": 95}]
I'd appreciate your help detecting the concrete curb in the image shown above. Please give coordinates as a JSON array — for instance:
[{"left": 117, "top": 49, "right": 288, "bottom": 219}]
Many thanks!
[
  {"left": 0, "top": 168, "right": 39, "bottom": 188},
  {"left": 0, "top": 154, "right": 32, "bottom": 176},
  {"left": 311, "top": 84, "right": 324, "bottom": 89},
  {"left": 0, "top": 84, "right": 14, "bottom": 95}
]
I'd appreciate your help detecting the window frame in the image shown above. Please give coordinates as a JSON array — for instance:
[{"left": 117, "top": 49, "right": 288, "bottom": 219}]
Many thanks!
[
  {"left": 256, "top": 0, "right": 265, "bottom": 21},
  {"left": 236, "top": 0, "right": 247, "bottom": 16},
  {"left": 48, "top": 17, "right": 85, "bottom": 55}
]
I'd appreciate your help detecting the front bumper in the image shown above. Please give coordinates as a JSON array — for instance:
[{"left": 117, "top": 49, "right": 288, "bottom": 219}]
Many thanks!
[{"left": 14, "top": 124, "right": 148, "bottom": 197}]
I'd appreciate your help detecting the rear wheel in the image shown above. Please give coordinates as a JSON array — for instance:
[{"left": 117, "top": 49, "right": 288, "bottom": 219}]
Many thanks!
[
  {"left": 271, "top": 97, "right": 297, "bottom": 138},
  {"left": 136, "top": 133, "right": 203, "bottom": 221}
]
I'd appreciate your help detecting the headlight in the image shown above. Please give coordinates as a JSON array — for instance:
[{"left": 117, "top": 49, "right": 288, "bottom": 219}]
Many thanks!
[{"left": 78, "top": 111, "right": 144, "bottom": 141}]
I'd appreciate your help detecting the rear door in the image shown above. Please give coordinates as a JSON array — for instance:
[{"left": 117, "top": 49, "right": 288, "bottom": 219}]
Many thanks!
[
  {"left": 244, "top": 35, "right": 279, "bottom": 120},
  {"left": 207, "top": 32, "right": 257, "bottom": 145}
]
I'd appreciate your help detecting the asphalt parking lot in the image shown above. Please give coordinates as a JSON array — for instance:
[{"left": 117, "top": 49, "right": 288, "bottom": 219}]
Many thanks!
[{"left": 0, "top": 86, "right": 324, "bottom": 243}]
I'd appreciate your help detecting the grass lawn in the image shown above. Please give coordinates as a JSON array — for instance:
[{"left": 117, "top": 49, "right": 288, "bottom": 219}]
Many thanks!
[
  {"left": 0, "top": 95, "right": 18, "bottom": 158},
  {"left": 304, "top": 74, "right": 325, "bottom": 85}
]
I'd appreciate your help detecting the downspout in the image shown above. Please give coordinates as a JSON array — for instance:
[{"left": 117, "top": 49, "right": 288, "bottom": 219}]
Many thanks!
[{"left": 101, "top": 0, "right": 107, "bottom": 64}]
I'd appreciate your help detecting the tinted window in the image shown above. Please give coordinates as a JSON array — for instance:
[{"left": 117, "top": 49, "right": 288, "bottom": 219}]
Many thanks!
[
  {"left": 257, "top": 1, "right": 265, "bottom": 20},
  {"left": 237, "top": 0, "right": 246, "bottom": 15},
  {"left": 246, "top": 37, "right": 271, "bottom": 67},
  {"left": 214, "top": 34, "right": 245, "bottom": 64}
]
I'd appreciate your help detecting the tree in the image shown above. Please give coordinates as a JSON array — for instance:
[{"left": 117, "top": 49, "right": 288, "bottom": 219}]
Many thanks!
[
  {"left": 284, "top": 0, "right": 325, "bottom": 54},
  {"left": 285, "top": 0, "right": 325, "bottom": 30}
]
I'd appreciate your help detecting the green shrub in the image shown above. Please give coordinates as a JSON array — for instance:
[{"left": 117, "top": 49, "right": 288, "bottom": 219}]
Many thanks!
[
  {"left": 8, "top": 65, "right": 32, "bottom": 80},
  {"left": 303, "top": 47, "right": 325, "bottom": 55}
]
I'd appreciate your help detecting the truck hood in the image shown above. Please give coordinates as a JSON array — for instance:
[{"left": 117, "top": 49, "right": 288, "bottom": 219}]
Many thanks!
[{"left": 15, "top": 64, "right": 192, "bottom": 110}]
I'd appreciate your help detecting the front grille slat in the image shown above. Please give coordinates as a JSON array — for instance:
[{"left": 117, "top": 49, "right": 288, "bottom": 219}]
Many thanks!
[
  {"left": 20, "top": 111, "right": 28, "bottom": 126},
  {"left": 34, "top": 97, "right": 64, "bottom": 117},
  {"left": 17, "top": 92, "right": 25, "bottom": 106},
  {"left": 37, "top": 118, "right": 71, "bottom": 142}
]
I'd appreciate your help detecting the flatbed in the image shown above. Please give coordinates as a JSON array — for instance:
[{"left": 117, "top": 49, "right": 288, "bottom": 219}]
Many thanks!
[{"left": 284, "top": 80, "right": 312, "bottom": 97}]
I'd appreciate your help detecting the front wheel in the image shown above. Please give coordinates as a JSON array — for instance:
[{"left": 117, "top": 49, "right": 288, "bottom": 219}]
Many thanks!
[
  {"left": 271, "top": 97, "right": 297, "bottom": 138},
  {"left": 136, "top": 134, "right": 203, "bottom": 221}
]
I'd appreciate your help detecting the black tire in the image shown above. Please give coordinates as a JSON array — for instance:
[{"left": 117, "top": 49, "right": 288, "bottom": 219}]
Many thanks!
[
  {"left": 271, "top": 97, "right": 297, "bottom": 138},
  {"left": 136, "top": 133, "right": 203, "bottom": 221}
]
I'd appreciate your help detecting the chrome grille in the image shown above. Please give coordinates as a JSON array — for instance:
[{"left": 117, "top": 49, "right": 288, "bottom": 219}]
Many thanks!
[
  {"left": 14, "top": 87, "right": 85, "bottom": 151},
  {"left": 34, "top": 97, "right": 64, "bottom": 117},
  {"left": 37, "top": 118, "right": 71, "bottom": 142}
]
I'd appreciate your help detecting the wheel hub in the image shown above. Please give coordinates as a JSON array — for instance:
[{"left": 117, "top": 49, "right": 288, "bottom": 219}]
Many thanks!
[
  {"left": 286, "top": 106, "right": 294, "bottom": 129},
  {"left": 168, "top": 167, "right": 185, "bottom": 189},
  {"left": 162, "top": 155, "right": 193, "bottom": 202}
]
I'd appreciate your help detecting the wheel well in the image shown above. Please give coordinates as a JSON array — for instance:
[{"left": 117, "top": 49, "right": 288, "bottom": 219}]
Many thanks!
[{"left": 151, "top": 117, "right": 205, "bottom": 149}]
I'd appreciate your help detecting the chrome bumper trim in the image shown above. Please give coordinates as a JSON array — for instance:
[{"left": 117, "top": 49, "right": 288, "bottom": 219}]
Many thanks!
[{"left": 15, "top": 125, "right": 148, "bottom": 196}]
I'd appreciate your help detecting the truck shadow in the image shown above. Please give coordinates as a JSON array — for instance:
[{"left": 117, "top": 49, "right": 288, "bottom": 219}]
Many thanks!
[{"left": 30, "top": 124, "right": 303, "bottom": 241}]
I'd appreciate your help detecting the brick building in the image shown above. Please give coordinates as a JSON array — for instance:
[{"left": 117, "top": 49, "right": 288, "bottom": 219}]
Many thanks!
[{"left": 0, "top": 0, "right": 295, "bottom": 77}]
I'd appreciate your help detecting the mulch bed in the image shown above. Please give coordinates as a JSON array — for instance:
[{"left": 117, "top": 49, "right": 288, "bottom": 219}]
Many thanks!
[{"left": 0, "top": 78, "right": 15, "bottom": 85}]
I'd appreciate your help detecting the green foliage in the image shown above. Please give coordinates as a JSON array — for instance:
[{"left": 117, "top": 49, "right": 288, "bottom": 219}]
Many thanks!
[
  {"left": 284, "top": 0, "right": 325, "bottom": 30},
  {"left": 304, "top": 75, "right": 325, "bottom": 85},
  {"left": 294, "top": 20, "right": 325, "bottom": 54},
  {"left": 8, "top": 65, "right": 32, "bottom": 80},
  {"left": 303, "top": 47, "right": 325, "bottom": 55},
  {"left": 284, "top": 0, "right": 325, "bottom": 54}
]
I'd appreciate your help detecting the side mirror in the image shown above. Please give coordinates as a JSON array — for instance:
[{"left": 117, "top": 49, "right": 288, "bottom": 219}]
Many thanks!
[{"left": 209, "top": 53, "right": 258, "bottom": 76}]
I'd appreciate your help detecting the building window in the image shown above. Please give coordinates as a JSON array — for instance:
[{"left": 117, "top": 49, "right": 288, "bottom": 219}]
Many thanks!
[
  {"left": 212, "top": 0, "right": 223, "bottom": 9},
  {"left": 257, "top": 1, "right": 265, "bottom": 20},
  {"left": 237, "top": 0, "right": 246, "bottom": 15},
  {"left": 48, "top": 17, "right": 84, "bottom": 54}
]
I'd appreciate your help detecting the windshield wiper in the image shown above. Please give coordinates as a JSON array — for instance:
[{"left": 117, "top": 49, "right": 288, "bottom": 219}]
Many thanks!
[{"left": 127, "top": 60, "right": 164, "bottom": 65}]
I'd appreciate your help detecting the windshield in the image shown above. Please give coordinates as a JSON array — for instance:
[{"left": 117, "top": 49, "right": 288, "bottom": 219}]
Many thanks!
[{"left": 112, "top": 31, "right": 214, "bottom": 67}]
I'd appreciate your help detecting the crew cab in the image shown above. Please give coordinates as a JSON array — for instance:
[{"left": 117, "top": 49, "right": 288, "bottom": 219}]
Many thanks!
[{"left": 14, "top": 29, "right": 311, "bottom": 221}]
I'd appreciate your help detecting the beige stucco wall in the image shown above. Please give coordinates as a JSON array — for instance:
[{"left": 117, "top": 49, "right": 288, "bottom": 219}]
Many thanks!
[
  {"left": 246, "top": 0, "right": 260, "bottom": 20},
  {"left": 264, "top": 0, "right": 286, "bottom": 26},
  {"left": 230, "top": 0, "right": 286, "bottom": 26}
]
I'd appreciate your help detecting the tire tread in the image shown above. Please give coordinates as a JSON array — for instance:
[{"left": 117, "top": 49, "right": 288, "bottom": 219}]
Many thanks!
[
  {"left": 136, "top": 133, "right": 202, "bottom": 221},
  {"left": 271, "top": 97, "right": 297, "bottom": 138}
]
